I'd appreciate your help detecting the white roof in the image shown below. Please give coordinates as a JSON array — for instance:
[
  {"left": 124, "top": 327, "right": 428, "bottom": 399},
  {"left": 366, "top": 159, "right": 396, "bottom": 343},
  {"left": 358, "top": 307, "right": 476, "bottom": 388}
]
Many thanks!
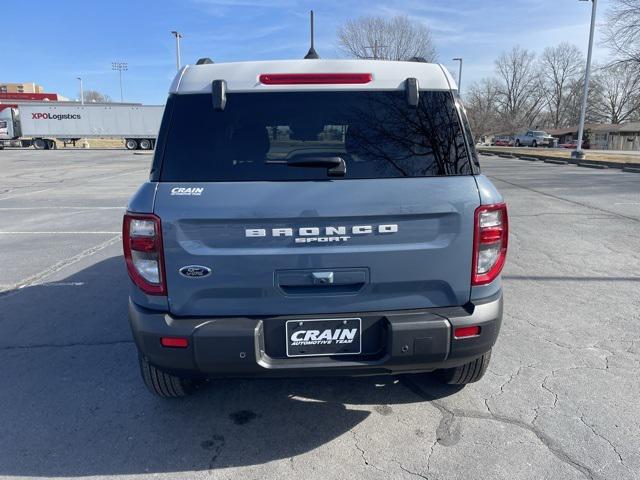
[{"left": 170, "top": 59, "right": 457, "bottom": 94}]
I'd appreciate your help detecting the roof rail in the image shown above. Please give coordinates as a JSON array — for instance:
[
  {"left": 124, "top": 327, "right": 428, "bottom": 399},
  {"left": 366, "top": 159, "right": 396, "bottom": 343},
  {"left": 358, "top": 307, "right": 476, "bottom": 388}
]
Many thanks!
[{"left": 196, "top": 58, "right": 214, "bottom": 65}]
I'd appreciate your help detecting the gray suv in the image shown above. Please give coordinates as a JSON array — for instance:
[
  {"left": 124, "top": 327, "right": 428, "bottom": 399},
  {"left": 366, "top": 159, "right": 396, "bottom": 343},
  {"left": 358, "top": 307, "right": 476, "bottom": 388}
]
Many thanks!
[{"left": 124, "top": 59, "right": 508, "bottom": 397}]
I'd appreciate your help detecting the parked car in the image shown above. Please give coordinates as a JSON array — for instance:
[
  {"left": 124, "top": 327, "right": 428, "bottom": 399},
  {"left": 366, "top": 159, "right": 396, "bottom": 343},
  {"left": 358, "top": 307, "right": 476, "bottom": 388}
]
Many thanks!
[
  {"left": 514, "top": 130, "right": 555, "bottom": 147},
  {"left": 492, "top": 135, "right": 514, "bottom": 147},
  {"left": 560, "top": 139, "right": 590, "bottom": 149},
  {"left": 124, "top": 58, "right": 508, "bottom": 397}
]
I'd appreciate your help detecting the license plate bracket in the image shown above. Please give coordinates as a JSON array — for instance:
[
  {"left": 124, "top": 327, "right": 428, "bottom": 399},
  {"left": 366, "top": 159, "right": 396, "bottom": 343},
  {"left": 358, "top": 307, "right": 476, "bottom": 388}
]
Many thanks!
[{"left": 285, "top": 318, "right": 362, "bottom": 357}]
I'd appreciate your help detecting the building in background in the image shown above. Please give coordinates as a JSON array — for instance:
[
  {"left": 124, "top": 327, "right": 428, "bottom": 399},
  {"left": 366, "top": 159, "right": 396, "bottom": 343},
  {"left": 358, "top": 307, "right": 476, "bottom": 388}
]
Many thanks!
[
  {"left": 548, "top": 123, "right": 640, "bottom": 152},
  {"left": 0, "top": 82, "right": 45, "bottom": 94}
]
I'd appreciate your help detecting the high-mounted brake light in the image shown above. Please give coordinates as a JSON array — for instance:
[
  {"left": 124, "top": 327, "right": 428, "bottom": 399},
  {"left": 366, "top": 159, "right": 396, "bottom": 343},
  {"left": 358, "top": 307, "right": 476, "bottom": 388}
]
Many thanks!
[
  {"left": 123, "top": 213, "right": 167, "bottom": 295},
  {"left": 472, "top": 203, "right": 508, "bottom": 286},
  {"left": 259, "top": 73, "right": 372, "bottom": 85}
]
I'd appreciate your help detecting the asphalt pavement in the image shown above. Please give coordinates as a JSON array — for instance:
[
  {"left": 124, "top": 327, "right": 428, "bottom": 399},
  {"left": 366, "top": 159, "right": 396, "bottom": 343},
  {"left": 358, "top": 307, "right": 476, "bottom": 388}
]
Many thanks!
[{"left": 0, "top": 149, "right": 638, "bottom": 480}]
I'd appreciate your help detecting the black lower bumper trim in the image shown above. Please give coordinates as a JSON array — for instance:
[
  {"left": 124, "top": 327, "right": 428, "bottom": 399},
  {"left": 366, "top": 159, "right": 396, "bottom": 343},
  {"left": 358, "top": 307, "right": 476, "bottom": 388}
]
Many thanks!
[{"left": 128, "top": 292, "right": 502, "bottom": 378}]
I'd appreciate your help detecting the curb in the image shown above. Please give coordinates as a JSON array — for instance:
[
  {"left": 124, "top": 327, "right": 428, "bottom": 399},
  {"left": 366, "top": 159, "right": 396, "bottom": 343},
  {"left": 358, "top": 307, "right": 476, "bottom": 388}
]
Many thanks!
[
  {"left": 478, "top": 148, "right": 639, "bottom": 171},
  {"left": 578, "top": 162, "right": 607, "bottom": 169}
]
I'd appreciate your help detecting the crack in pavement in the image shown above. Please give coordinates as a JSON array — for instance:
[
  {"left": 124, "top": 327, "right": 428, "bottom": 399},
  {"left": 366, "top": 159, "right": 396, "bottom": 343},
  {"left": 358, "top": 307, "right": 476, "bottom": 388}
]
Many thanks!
[
  {"left": 399, "top": 376, "right": 598, "bottom": 480},
  {"left": 350, "top": 429, "right": 386, "bottom": 474},
  {"left": 578, "top": 414, "right": 630, "bottom": 474}
]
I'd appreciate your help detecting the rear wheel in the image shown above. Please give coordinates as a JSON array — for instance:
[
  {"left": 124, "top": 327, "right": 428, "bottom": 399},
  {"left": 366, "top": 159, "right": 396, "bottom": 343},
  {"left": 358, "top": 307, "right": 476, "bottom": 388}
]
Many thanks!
[
  {"left": 33, "top": 138, "right": 47, "bottom": 150},
  {"left": 46, "top": 139, "right": 56, "bottom": 149},
  {"left": 515, "top": 139, "right": 520, "bottom": 147},
  {"left": 125, "top": 138, "right": 138, "bottom": 150},
  {"left": 437, "top": 350, "right": 492, "bottom": 385},
  {"left": 531, "top": 140, "right": 537, "bottom": 148},
  {"left": 139, "top": 138, "right": 152, "bottom": 150},
  {"left": 138, "top": 354, "right": 196, "bottom": 398}
]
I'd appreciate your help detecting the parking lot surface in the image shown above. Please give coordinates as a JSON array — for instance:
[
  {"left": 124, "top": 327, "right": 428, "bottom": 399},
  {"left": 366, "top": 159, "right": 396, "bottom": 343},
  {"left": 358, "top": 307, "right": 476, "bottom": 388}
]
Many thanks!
[{"left": 0, "top": 149, "right": 638, "bottom": 480}]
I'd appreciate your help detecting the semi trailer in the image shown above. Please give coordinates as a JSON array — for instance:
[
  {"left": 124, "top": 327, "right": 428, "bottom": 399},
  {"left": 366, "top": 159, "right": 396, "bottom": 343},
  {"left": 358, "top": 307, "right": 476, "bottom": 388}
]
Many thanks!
[{"left": 0, "top": 103, "right": 164, "bottom": 150}]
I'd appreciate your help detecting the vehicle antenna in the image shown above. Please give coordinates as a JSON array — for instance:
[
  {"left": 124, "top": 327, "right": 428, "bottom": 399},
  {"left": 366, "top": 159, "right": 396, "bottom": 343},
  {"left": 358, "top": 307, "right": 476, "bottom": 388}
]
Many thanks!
[{"left": 304, "top": 10, "right": 319, "bottom": 59}]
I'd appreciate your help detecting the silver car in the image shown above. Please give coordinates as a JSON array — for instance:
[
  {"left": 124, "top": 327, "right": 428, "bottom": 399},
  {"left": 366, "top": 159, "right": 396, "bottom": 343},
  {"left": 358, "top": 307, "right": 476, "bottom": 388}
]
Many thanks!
[{"left": 514, "top": 130, "right": 554, "bottom": 147}]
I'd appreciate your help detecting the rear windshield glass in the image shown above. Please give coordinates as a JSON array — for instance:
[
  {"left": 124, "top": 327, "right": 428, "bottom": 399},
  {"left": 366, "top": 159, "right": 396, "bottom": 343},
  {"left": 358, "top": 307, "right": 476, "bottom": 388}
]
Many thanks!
[{"left": 157, "top": 90, "right": 477, "bottom": 182}]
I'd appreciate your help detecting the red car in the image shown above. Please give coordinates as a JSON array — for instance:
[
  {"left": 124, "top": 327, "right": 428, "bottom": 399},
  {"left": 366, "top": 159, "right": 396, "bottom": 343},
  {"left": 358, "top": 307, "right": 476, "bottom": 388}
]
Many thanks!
[
  {"left": 560, "top": 140, "right": 590, "bottom": 149},
  {"left": 493, "top": 136, "right": 514, "bottom": 147}
]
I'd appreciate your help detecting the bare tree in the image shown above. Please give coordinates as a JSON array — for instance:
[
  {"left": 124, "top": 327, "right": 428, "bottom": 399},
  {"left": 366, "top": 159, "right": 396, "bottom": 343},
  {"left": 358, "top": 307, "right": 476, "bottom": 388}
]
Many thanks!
[
  {"left": 83, "top": 90, "right": 112, "bottom": 103},
  {"left": 590, "top": 63, "right": 640, "bottom": 123},
  {"left": 465, "top": 78, "right": 501, "bottom": 137},
  {"left": 603, "top": 0, "right": 640, "bottom": 68},
  {"left": 337, "top": 15, "right": 437, "bottom": 62},
  {"left": 539, "top": 43, "right": 585, "bottom": 128},
  {"left": 493, "top": 46, "right": 545, "bottom": 132}
]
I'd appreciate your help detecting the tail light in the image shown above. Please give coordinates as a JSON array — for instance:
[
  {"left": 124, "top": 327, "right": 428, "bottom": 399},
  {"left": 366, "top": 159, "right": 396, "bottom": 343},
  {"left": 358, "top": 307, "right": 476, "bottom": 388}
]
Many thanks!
[
  {"left": 472, "top": 203, "right": 508, "bottom": 286},
  {"left": 123, "top": 213, "right": 167, "bottom": 295}
]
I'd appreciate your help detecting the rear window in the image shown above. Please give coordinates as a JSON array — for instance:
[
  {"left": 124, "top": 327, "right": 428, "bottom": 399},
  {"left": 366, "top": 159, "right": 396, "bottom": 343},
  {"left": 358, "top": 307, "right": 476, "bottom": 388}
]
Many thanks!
[{"left": 157, "top": 90, "right": 477, "bottom": 182}]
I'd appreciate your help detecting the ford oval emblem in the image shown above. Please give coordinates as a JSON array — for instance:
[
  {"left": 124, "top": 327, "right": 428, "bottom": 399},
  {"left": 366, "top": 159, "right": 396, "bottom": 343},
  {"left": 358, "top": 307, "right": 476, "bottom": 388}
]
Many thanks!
[{"left": 179, "top": 265, "right": 211, "bottom": 278}]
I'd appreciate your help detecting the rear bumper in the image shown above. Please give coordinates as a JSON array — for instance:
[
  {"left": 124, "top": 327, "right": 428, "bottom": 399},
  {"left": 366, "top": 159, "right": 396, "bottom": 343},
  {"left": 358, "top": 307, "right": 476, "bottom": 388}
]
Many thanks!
[{"left": 128, "top": 292, "right": 503, "bottom": 378}]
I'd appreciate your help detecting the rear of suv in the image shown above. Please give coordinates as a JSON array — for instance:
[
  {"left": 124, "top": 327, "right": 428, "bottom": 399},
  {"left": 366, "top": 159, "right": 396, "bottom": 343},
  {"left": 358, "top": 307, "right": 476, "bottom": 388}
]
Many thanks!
[{"left": 124, "top": 59, "right": 508, "bottom": 397}]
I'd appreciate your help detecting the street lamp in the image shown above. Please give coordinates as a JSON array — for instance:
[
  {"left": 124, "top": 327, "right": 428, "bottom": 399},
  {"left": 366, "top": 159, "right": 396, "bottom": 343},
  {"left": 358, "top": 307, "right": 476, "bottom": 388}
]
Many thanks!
[
  {"left": 171, "top": 31, "right": 183, "bottom": 71},
  {"left": 111, "top": 62, "right": 128, "bottom": 103},
  {"left": 452, "top": 58, "right": 463, "bottom": 93},
  {"left": 77, "top": 77, "right": 83, "bottom": 105},
  {"left": 573, "top": 0, "right": 598, "bottom": 159}
]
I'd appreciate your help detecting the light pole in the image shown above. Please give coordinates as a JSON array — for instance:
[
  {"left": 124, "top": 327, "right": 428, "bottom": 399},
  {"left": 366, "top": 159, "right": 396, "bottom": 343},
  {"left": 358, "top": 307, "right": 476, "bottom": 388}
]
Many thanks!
[
  {"left": 573, "top": 0, "right": 598, "bottom": 159},
  {"left": 171, "top": 31, "right": 183, "bottom": 70},
  {"left": 77, "top": 77, "right": 84, "bottom": 104},
  {"left": 452, "top": 58, "right": 463, "bottom": 93},
  {"left": 111, "top": 62, "right": 128, "bottom": 103}
]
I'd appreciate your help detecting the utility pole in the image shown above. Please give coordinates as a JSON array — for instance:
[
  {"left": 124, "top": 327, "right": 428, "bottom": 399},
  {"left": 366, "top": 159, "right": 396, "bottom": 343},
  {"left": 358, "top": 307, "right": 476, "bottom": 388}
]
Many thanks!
[
  {"left": 573, "top": 0, "right": 598, "bottom": 160},
  {"left": 171, "top": 31, "right": 183, "bottom": 70},
  {"left": 364, "top": 40, "right": 388, "bottom": 59},
  {"left": 452, "top": 58, "right": 463, "bottom": 93},
  {"left": 111, "top": 62, "right": 128, "bottom": 103},
  {"left": 77, "top": 77, "right": 84, "bottom": 104}
]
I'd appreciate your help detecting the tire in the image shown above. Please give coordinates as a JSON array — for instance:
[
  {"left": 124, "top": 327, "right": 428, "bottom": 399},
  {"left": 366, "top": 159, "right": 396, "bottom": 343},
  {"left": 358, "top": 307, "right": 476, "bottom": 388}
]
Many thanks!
[
  {"left": 138, "top": 354, "right": 195, "bottom": 398},
  {"left": 33, "top": 138, "right": 47, "bottom": 150},
  {"left": 125, "top": 138, "right": 138, "bottom": 150},
  {"left": 139, "top": 138, "right": 152, "bottom": 150},
  {"left": 46, "top": 139, "right": 56, "bottom": 150},
  {"left": 515, "top": 139, "right": 520, "bottom": 147},
  {"left": 437, "top": 350, "right": 492, "bottom": 385},
  {"left": 531, "top": 140, "right": 537, "bottom": 148}
]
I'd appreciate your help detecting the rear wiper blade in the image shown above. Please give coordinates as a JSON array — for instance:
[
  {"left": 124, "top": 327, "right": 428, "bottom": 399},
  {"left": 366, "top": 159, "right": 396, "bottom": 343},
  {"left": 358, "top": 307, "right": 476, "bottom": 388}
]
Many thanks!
[{"left": 286, "top": 156, "right": 346, "bottom": 177}]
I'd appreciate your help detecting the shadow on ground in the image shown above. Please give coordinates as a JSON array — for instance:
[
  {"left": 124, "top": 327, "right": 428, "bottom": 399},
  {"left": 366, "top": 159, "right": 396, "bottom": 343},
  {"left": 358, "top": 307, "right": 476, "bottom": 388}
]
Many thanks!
[{"left": 0, "top": 256, "right": 459, "bottom": 477}]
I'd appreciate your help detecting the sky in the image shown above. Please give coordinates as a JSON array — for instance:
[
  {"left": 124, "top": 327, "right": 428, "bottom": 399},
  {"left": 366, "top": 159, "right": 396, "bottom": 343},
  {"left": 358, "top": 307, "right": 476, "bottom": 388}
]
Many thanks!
[{"left": 3, "top": 0, "right": 612, "bottom": 104}]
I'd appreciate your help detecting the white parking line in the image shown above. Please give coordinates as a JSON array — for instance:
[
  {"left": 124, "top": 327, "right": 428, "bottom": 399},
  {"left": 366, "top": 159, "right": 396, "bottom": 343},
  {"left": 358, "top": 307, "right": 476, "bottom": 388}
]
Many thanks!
[
  {"left": 0, "top": 231, "right": 120, "bottom": 234},
  {"left": 0, "top": 234, "right": 121, "bottom": 294},
  {"left": 0, "top": 206, "right": 124, "bottom": 210}
]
